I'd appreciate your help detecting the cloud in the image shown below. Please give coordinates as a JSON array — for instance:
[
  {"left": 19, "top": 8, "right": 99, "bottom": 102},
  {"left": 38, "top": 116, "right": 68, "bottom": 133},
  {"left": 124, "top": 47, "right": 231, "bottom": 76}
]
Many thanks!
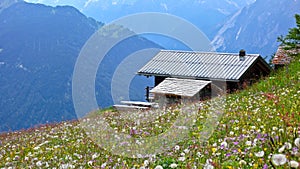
[{"left": 84, "top": 0, "right": 99, "bottom": 8}]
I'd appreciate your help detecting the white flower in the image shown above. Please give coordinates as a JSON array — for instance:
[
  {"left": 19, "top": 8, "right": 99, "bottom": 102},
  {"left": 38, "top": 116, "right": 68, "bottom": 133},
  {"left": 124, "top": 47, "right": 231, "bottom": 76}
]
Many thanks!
[
  {"left": 203, "top": 161, "right": 214, "bottom": 169},
  {"left": 33, "top": 146, "right": 40, "bottom": 150},
  {"left": 154, "top": 165, "right": 163, "bottom": 169},
  {"left": 245, "top": 141, "right": 252, "bottom": 146},
  {"left": 174, "top": 145, "right": 180, "bottom": 151},
  {"left": 144, "top": 160, "right": 149, "bottom": 166},
  {"left": 60, "top": 164, "right": 75, "bottom": 169},
  {"left": 169, "top": 163, "right": 178, "bottom": 168},
  {"left": 87, "top": 161, "right": 93, "bottom": 166},
  {"left": 285, "top": 142, "right": 292, "bottom": 149},
  {"left": 184, "top": 148, "right": 190, "bottom": 154},
  {"left": 278, "top": 145, "right": 286, "bottom": 153},
  {"left": 92, "top": 153, "right": 99, "bottom": 160},
  {"left": 294, "top": 138, "right": 300, "bottom": 148},
  {"left": 180, "top": 152, "right": 185, "bottom": 157},
  {"left": 197, "top": 152, "right": 202, "bottom": 157},
  {"left": 271, "top": 154, "right": 287, "bottom": 166},
  {"left": 36, "top": 161, "right": 43, "bottom": 167},
  {"left": 255, "top": 151, "right": 264, "bottom": 157},
  {"left": 290, "top": 160, "right": 299, "bottom": 168},
  {"left": 101, "top": 163, "right": 107, "bottom": 168},
  {"left": 178, "top": 156, "right": 186, "bottom": 161},
  {"left": 239, "top": 160, "right": 247, "bottom": 165},
  {"left": 220, "top": 141, "right": 228, "bottom": 148},
  {"left": 229, "top": 131, "right": 234, "bottom": 135}
]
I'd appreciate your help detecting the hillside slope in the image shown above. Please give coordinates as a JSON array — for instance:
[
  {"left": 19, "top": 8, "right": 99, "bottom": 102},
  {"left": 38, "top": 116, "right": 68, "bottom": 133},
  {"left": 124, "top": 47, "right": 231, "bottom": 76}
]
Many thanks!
[{"left": 0, "top": 54, "right": 299, "bottom": 168}]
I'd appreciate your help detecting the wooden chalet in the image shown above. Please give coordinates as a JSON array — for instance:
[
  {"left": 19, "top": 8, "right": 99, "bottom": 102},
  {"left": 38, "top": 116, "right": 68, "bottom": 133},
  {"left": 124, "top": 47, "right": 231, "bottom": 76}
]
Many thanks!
[{"left": 137, "top": 50, "right": 271, "bottom": 103}]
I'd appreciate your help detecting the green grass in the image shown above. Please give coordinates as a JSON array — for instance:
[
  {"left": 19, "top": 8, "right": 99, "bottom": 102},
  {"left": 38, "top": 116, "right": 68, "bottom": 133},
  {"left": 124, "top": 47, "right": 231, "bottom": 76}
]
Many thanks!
[{"left": 0, "top": 55, "right": 299, "bottom": 168}]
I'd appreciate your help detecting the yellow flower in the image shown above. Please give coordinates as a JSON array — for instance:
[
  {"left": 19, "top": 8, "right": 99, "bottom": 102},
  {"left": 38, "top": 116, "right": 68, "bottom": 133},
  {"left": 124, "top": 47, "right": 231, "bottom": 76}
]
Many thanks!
[
  {"left": 212, "top": 148, "right": 217, "bottom": 153},
  {"left": 249, "top": 153, "right": 253, "bottom": 158},
  {"left": 227, "top": 166, "right": 233, "bottom": 169}
]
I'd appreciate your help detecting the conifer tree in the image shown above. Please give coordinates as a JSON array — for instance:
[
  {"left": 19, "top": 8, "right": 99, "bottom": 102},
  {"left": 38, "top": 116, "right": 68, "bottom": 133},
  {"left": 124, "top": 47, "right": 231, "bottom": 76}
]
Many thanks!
[{"left": 278, "top": 14, "right": 300, "bottom": 57}]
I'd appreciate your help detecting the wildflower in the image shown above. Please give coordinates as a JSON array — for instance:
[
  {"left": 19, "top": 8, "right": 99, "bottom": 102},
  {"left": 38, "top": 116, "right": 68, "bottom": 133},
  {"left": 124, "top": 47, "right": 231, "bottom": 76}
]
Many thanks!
[
  {"left": 178, "top": 156, "right": 185, "bottom": 161},
  {"left": 290, "top": 161, "right": 299, "bottom": 168},
  {"left": 60, "top": 164, "right": 75, "bottom": 169},
  {"left": 220, "top": 141, "right": 228, "bottom": 148},
  {"left": 239, "top": 160, "right": 247, "bottom": 165},
  {"left": 169, "top": 163, "right": 178, "bottom": 168},
  {"left": 144, "top": 160, "right": 149, "bottom": 167},
  {"left": 92, "top": 153, "right": 99, "bottom": 160},
  {"left": 285, "top": 142, "right": 292, "bottom": 149},
  {"left": 245, "top": 141, "right": 252, "bottom": 146},
  {"left": 154, "top": 165, "right": 163, "bottom": 169},
  {"left": 88, "top": 161, "right": 93, "bottom": 166},
  {"left": 278, "top": 145, "right": 285, "bottom": 153},
  {"left": 36, "top": 161, "right": 43, "bottom": 167},
  {"left": 255, "top": 151, "right": 264, "bottom": 157},
  {"left": 204, "top": 160, "right": 214, "bottom": 169},
  {"left": 101, "top": 163, "right": 107, "bottom": 168},
  {"left": 174, "top": 145, "right": 180, "bottom": 151},
  {"left": 231, "top": 141, "right": 238, "bottom": 145},
  {"left": 294, "top": 138, "right": 300, "bottom": 148},
  {"left": 271, "top": 154, "right": 287, "bottom": 166},
  {"left": 33, "top": 146, "right": 40, "bottom": 150},
  {"left": 184, "top": 148, "right": 190, "bottom": 154}
]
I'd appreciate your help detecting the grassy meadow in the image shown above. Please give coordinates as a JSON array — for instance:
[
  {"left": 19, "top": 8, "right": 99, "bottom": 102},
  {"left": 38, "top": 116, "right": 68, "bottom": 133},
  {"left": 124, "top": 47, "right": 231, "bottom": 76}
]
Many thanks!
[{"left": 0, "top": 55, "right": 300, "bottom": 169}]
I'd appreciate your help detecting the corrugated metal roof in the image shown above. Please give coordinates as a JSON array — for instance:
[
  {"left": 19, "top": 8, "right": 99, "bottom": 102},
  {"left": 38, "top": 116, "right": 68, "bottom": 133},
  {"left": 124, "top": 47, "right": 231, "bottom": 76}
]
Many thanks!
[
  {"left": 150, "top": 78, "right": 211, "bottom": 97},
  {"left": 138, "top": 50, "right": 262, "bottom": 81}
]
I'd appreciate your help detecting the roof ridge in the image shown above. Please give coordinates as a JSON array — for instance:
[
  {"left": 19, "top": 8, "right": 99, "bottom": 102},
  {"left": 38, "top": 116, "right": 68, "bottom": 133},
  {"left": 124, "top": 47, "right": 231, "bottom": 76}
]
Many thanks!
[{"left": 159, "top": 49, "right": 260, "bottom": 56}]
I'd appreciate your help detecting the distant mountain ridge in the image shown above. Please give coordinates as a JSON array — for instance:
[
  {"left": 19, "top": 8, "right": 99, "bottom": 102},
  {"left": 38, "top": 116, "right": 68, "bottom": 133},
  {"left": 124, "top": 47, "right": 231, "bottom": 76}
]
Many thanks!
[
  {"left": 212, "top": 0, "right": 300, "bottom": 58},
  {"left": 24, "top": 0, "right": 256, "bottom": 39},
  {"left": 0, "top": 1, "right": 160, "bottom": 132}
]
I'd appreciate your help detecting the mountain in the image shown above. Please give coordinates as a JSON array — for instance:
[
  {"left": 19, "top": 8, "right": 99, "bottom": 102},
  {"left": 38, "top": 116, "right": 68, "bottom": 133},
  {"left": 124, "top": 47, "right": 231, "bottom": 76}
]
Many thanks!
[
  {"left": 24, "top": 0, "right": 256, "bottom": 39},
  {"left": 212, "top": 0, "right": 300, "bottom": 58},
  {"left": 0, "top": 0, "right": 21, "bottom": 12},
  {"left": 0, "top": 1, "right": 160, "bottom": 132}
]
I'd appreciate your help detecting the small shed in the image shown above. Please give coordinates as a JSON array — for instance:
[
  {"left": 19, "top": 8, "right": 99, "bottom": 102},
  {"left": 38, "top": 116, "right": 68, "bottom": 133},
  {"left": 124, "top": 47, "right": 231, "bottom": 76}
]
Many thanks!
[
  {"left": 138, "top": 50, "right": 271, "bottom": 101},
  {"left": 150, "top": 78, "right": 211, "bottom": 104}
]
